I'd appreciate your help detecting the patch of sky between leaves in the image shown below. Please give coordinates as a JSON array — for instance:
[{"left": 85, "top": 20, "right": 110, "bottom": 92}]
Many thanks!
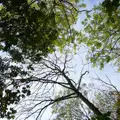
[{"left": 74, "top": 0, "right": 104, "bottom": 31}]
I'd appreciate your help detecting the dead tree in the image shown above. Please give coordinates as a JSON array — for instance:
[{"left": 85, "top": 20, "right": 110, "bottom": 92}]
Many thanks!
[{"left": 15, "top": 53, "right": 108, "bottom": 120}]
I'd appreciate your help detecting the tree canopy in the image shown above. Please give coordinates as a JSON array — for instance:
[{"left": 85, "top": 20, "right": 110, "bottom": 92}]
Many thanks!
[
  {"left": 82, "top": 0, "right": 120, "bottom": 69},
  {"left": 0, "top": 0, "right": 80, "bottom": 62},
  {"left": 0, "top": 0, "right": 120, "bottom": 120}
]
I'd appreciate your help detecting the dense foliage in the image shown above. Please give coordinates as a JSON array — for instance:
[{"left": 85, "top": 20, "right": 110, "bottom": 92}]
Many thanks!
[
  {"left": 0, "top": 0, "right": 79, "bottom": 62},
  {"left": 82, "top": 1, "right": 120, "bottom": 69},
  {"left": 0, "top": 57, "right": 31, "bottom": 119},
  {"left": 0, "top": 0, "right": 58, "bottom": 61}
]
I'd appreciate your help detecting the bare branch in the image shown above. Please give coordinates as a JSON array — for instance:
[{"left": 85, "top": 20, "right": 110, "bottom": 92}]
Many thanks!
[{"left": 77, "top": 71, "right": 89, "bottom": 90}]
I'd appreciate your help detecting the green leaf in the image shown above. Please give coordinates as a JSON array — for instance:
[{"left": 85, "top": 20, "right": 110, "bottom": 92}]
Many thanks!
[{"left": 106, "top": 56, "right": 111, "bottom": 63}]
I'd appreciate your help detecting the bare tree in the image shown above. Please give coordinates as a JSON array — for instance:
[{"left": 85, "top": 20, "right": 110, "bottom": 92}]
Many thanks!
[{"left": 14, "top": 52, "right": 108, "bottom": 120}]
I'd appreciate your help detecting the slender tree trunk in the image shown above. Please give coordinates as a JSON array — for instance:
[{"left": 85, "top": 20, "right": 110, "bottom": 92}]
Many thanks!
[
  {"left": 62, "top": 72, "right": 103, "bottom": 116},
  {"left": 76, "top": 90, "right": 102, "bottom": 116}
]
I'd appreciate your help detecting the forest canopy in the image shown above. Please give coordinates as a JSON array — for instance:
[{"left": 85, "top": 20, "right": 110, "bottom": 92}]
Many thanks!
[
  {"left": 0, "top": 0, "right": 79, "bottom": 62},
  {"left": 0, "top": 0, "right": 120, "bottom": 120}
]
